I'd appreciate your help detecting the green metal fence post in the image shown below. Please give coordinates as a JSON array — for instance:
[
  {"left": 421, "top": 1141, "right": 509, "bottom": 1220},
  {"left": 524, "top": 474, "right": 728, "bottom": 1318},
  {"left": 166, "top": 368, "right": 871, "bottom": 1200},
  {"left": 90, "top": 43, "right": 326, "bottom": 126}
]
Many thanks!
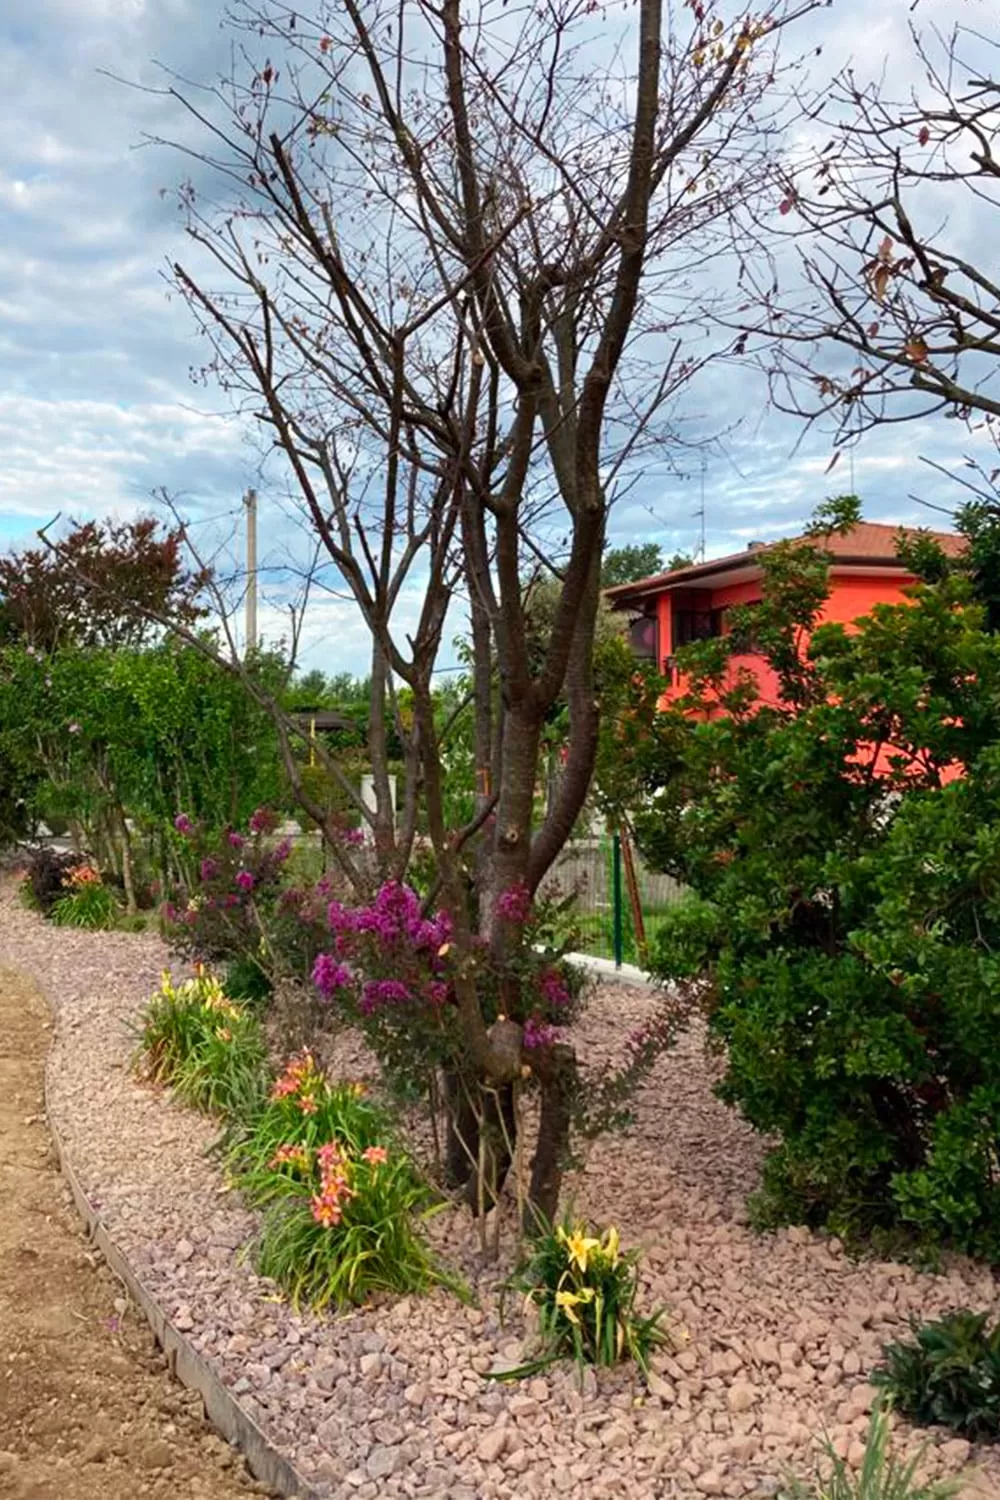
[{"left": 612, "top": 830, "right": 623, "bottom": 969}]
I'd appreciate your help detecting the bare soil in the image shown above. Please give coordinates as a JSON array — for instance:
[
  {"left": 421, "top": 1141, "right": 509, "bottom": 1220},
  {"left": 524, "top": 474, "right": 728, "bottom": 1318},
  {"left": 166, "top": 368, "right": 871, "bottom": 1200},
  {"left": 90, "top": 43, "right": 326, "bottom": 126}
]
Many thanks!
[{"left": 0, "top": 966, "right": 265, "bottom": 1500}]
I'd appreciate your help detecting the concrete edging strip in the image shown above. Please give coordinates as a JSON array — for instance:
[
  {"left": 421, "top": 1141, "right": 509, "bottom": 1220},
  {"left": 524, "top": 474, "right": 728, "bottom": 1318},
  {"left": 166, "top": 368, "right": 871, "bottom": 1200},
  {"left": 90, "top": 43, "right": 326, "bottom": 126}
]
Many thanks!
[
  {"left": 564, "top": 951, "right": 655, "bottom": 987},
  {"left": 42, "top": 1046, "right": 319, "bottom": 1500}
]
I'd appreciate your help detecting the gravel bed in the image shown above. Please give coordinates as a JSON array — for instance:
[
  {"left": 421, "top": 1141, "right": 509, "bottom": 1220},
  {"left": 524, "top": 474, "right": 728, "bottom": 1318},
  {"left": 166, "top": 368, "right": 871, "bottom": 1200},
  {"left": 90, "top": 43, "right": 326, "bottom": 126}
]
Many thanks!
[{"left": 3, "top": 882, "right": 1000, "bottom": 1500}]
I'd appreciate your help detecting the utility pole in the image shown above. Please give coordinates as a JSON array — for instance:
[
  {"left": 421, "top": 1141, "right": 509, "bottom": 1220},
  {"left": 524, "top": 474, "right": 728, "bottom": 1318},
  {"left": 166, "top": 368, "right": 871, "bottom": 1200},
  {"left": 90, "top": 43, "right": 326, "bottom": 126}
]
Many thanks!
[{"left": 244, "top": 488, "right": 257, "bottom": 657}]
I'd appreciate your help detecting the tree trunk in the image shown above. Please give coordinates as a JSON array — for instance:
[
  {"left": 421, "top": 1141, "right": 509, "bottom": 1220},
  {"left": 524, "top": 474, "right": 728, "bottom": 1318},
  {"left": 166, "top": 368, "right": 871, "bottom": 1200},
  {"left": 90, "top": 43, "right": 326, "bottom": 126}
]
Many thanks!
[
  {"left": 97, "top": 810, "right": 119, "bottom": 882},
  {"left": 445, "top": 1048, "right": 576, "bottom": 1231},
  {"left": 440, "top": 1069, "right": 517, "bottom": 1213},
  {"left": 442, "top": 1068, "right": 478, "bottom": 1188},
  {"left": 461, "top": 500, "right": 495, "bottom": 912},
  {"left": 116, "top": 805, "right": 137, "bottom": 914},
  {"left": 367, "top": 637, "right": 398, "bottom": 876},
  {"left": 524, "top": 1042, "right": 577, "bottom": 1233},
  {"left": 462, "top": 1080, "right": 517, "bottom": 1216}
]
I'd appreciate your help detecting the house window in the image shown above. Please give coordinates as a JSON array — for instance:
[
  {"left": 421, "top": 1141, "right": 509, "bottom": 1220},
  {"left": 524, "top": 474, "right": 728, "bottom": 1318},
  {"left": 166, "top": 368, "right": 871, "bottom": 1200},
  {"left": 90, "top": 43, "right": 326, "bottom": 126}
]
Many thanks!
[
  {"left": 628, "top": 613, "right": 658, "bottom": 661},
  {"left": 673, "top": 607, "right": 724, "bottom": 646}
]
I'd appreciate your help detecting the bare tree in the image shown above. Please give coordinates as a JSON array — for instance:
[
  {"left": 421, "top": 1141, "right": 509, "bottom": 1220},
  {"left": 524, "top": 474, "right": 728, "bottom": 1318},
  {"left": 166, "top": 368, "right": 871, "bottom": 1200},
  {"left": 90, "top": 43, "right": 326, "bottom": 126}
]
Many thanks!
[
  {"left": 742, "top": 17, "right": 1000, "bottom": 492},
  {"left": 141, "top": 0, "right": 821, "bottom": 1223}
]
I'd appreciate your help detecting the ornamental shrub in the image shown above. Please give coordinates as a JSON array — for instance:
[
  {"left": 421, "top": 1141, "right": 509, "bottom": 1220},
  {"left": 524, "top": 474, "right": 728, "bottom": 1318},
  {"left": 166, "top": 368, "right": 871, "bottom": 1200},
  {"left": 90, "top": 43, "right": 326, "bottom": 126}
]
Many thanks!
[
  {"left": 303, "top": 875, "right": 690, "bottom": 1208},
  {"left": 165, "top": 821, "right": 687, "bottom": 1224},
  {"left": 640, "top": 511, "right": 1000, "bottom": 1254},
  {"left": 873, "top": 1311, "right": 1000, "bottom": 1442},
  {"left": 26, "top": 846, "right": 81, "bottom": 914},
  {"left": 308, "top": 879, "right": 585, "bottom": 1103},
  {"left": 162, "top": 807, "right": 330, "bottom": 986}
]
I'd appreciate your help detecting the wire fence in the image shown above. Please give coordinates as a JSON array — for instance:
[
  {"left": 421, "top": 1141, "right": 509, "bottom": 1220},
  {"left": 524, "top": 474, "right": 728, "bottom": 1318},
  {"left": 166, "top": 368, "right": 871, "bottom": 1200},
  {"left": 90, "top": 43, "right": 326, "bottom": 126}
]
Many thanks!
[
  {"left": 281, "top": 821, "right": 680, "bottom": 971},
  {"left": 539, "top": 834, "right": 684, "bottom": 969}
]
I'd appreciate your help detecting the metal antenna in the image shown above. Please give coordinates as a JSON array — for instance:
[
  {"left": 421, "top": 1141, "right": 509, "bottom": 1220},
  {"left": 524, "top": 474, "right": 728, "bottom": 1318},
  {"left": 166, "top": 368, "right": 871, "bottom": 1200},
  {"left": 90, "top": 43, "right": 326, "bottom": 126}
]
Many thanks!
[{"left": 693, "top": 454, "right": 707, "bottom": 562}]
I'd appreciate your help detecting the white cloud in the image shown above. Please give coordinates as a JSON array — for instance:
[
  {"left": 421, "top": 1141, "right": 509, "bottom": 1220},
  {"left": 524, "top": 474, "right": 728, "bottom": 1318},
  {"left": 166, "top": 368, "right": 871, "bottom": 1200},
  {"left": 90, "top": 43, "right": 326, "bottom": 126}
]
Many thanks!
[
  {"left": 0, "top": 0, "right": 992, "bottom": 675},
  {"left": 0, "top": 396, "right": 246, "bottom": 522}
]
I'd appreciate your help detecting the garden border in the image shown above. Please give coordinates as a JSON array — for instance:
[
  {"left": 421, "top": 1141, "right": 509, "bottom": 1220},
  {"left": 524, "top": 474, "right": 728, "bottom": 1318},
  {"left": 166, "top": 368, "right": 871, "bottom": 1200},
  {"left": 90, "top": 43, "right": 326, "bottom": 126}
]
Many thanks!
[
  {"left": 564, "top": 951, "right": 654, "bottom": 987},
  {"left": 40, "top": 1009, "right": 320, "bottom": 1500}
]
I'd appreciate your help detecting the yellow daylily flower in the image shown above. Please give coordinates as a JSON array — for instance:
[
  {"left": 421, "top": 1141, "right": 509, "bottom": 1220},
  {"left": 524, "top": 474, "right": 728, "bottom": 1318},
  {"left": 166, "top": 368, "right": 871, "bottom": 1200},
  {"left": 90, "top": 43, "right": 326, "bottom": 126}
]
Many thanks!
[
  {"left": 602, "top": 1225, "right": 621, "bottom": 1265},
  {"left": 555, "top": 1287, "right": 595, "bottom": 1325},
  {"left": 557, "top": 1224, "right": 601, "bottom": 1274}
]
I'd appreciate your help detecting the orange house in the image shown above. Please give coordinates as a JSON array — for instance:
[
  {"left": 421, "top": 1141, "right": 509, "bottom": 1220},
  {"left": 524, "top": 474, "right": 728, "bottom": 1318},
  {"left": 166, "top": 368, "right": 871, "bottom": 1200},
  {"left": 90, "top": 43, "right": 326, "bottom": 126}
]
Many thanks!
[{"left": 606, "top": 521, "right": 966, "bottom": 706}]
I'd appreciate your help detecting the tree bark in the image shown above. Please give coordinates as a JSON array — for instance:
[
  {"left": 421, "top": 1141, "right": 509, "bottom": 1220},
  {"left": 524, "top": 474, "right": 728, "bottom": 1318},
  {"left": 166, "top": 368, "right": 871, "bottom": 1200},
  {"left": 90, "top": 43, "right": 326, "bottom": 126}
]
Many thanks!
[
  {"left": 116, "top": 803, "right": 137, "bottom": 914},
  {"left": 525, "top": 1042, "right": 577, "bottom": 1232},
  {"left": 367, "top": 636, "right": 398, "bottom": 876},
  {"left": 441, "top": 1067, "right": 520, "bottom": 1215},
  {"left": 461, "top": 1079, "right": 517, "bottom": 1217},
  {"left": 442, "top": 1068, "right": 478, "bottom": 1188}
]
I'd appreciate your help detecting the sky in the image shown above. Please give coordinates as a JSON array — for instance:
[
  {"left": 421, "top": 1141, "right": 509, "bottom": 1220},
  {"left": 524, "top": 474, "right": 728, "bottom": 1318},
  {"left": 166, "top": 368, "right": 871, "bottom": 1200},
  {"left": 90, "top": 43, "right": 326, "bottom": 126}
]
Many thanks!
[{"left": 0, "top": 0, "right": 986, "bottom": 674}]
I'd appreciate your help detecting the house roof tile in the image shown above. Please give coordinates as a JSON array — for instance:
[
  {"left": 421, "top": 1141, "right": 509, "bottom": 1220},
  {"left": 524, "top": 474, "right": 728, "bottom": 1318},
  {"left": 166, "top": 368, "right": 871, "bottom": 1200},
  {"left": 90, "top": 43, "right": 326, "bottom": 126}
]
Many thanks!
[{"left": 605, "top": 521, "right": 966, "bottom": 603}]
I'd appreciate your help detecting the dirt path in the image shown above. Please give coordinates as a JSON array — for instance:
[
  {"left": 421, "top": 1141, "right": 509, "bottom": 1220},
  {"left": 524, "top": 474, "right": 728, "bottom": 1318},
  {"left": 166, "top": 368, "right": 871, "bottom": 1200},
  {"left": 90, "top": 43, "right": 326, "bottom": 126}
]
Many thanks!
[{"left": 0, "top": 967, "right": 267, "bottom": 1500}]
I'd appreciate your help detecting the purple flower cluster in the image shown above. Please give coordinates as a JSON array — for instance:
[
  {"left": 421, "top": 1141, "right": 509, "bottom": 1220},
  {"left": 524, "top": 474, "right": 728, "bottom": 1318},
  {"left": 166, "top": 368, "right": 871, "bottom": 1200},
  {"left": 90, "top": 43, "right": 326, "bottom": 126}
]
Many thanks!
[
  {"left": 306, "top": 877, "right": 576, "bottom": 1047},
  {"left": 273, "top": 837, "right": 292, "bottom": 864},
  {"left": 355, "top": 882, "right": 423, "bottom": 942},
  {"left": 235, "top": 870, "right": 255, "bottom": 893},
  {"left": 539, "top": 969, "right": 571, "bottom": 1008},
  {"left": 227, "top": 831, "right": 245, "bottom": 850},
  {"left": 522, "top": 1016, "right": 561, "bottom": 1050},
  {"left": 312, "top": 953, "right": 352, "bottom": 998},
  {"left": 341, "top": 826, "right": 364, "bottom": 846},
  {"left": 496, "top": 880, "right": 532, "bottom": 924},
  {"left": 310, "top": 881, "right": 456, "bottom": 1016},
  {"left": 248, "top": 806, "right": 277, "bottom": 835},
  {"left": 360, "top": 978, "right": 412, "bottom": 1015},
  {"left": 328, "top": 881, "right": 451, "bottom": 952},
  {"left": 174, "top": 813, "right": 194, "bottom": 835},
  {"left": 199, "top": 857, "right": 219, "bottom": 883}
]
